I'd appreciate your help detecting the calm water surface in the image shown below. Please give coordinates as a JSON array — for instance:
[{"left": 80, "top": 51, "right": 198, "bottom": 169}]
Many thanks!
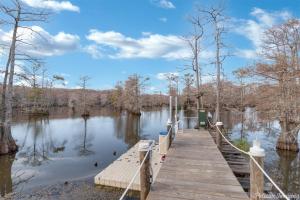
[
  {"left": 0, "top": 108, "right": 196, "bottom": 198},
  {"left": 223, "top": 109, "right": 300, "bottom": 197},
  {"left": 0, "top": 107, "right": 299, "bottom": 198}
]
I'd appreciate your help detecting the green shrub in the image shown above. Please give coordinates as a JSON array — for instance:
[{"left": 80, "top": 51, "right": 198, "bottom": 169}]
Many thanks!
[{"left": 233, "top": 138, "right": 250, "bottom": 152}]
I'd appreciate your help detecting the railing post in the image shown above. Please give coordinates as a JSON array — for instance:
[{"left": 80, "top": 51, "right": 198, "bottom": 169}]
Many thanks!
[
  {"left": 139, "top": 141, "right": 152, "bottom": 200},
  {"left": 167, "top": 96, "right": 173, "bottom": 147},
  {"left": 175, "top": 96, "right": 178, "bottom": 121},
  {"left": 169, "top": 96, "right": 172, "bottom": 123},
  {"left": 167, "top": 122, "right": 172, "bottom": 148},
  {"left": 216, "top": 122, "right": 223, "bottom": 150},
  {"left": 250, "top": 140, "right": 265, "bottom": 200}
]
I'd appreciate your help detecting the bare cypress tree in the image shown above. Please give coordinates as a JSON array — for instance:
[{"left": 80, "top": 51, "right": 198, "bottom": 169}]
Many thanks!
[
  {"left": 233, "top": 68, "right": 247, "bottom": 139},
  {"left": 186, "top": 15, "right": 204, "bottom": 126},
  {"left": 0, "top": 0, "right": 48, "bottom": 155},
  {"left": 246, "top": 19, "right": 300, "bottom": 151},
  {"left": 164, "top": 73, "right": 178, "bottom": 97},
  {"left": 198, "top": 4, "right": 228, "bottom": 122},
  {"left": 182, "top": 73, "right": 194, "bottom": 109},
  {"left": 79, "top": 76, "right": 91, "bottom": 117},
  {"left": 123, "top": 74, "right": 149, "bottom": 115}
]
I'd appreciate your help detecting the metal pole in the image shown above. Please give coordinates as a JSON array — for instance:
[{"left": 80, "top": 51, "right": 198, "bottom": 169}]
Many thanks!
[
  {"left": 175, "top": 96, "right": 178, "bottom": 121},
  {"left": 167, "top": 96, "right": 173, "bottom": 146},
  {"left": 168, "top": 96, "right": 172, "bottom": 124}
]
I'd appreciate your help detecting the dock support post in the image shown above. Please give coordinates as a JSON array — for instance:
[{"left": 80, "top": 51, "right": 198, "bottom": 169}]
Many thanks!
[
  {"left": 216, "top": 122, "right": 223, "bottom": 150},
  {"left": 250, "top": 140, "right": 265, "bottom": 200},
  {"left": 167, "top": 122, "right": 172, "bottom": 148},
  {"left": 169, "top": 96, "right": 172, "bottom": 123},
  {"left": 167, "top": 96, "right": 173, "bottom": 147},
  {"left": 175, "top": 96, "right": 178, "bottom": 121},
  {"left": 139, "top": 141, "right": 152, "bottom": 200}
]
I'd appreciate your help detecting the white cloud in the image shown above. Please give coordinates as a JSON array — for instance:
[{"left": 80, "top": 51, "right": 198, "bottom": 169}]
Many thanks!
[
  {"left": 159, "top": 17, "right": 168, "bottom": 23},
  {"left": 149, "top": 86, "right": 156, "bottom": 91},
  {"left": 21, "top": 0, "right": 80, "bottom": 12},
  {"left": 0, "top": 26, "right": 80, "bottom": 57},
  {"left": 156, "top": 72, "right": 179, "bottom": 80},
  {"left": 142, "top": 32, "right": 152, "bottom": 36},
  {"left": 234, "top": 7, "right": 292, "bottom": 59},
  {"left": 236, "top": 49, "right": 257, "bottom": 59},
  {"left": 83, "top": 44, "right": 102, "bottom": 59},
  {"left": 151, "top": 0, "right": 175, "bottom": 9},
  {"left": 202, "top": 74, "right": 216, "bottom": 84},
  {"left": 85, "top": 29, "right": 192, "bottom": 60}
]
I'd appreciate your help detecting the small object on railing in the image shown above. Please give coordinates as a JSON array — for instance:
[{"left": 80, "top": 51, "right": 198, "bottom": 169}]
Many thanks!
[
  {"left": 139, "top": 141, "right": 152, "bottom": 200},
  {"left": 216, "top": 122, "right": 223, "bottom": 149},
  {"left": 161, "top": 155, "right": 166, "bottom": 162},
  {"left": 249, "top": 140, "right": 265, "bottom": 200}
]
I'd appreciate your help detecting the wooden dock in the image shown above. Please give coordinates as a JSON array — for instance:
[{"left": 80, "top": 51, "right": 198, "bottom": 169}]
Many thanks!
[
  {"left": 94, "top": 140, "right": 163, "bottom": 190},
  {"left": 147, "top": 129, "right": 249, "bottom": 200}
]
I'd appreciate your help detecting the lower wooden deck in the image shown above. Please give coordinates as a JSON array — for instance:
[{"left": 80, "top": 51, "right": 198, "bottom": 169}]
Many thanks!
[{"left": 147, "top": 129, "right": 249, "bottom": 200}]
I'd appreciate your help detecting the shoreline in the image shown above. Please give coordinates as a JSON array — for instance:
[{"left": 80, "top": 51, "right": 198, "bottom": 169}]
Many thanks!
[{"left": 4, "top": 177, "right": 139, "bottom": 200}]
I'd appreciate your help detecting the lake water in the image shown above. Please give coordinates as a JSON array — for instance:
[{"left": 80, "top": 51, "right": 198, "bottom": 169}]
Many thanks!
[
  {"left": 223, "top": 108, "right": 300, "bottom": 197},
  {"left": 0, "top": 107, "right": 299, "bottom": 199}
]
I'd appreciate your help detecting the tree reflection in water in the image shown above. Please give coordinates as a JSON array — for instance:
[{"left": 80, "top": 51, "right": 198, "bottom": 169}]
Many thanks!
[
  {"left": 78, "top": 116, "right": 94, "bottom": 156},
  {"left": 113, "top": 112, "right": 141, "bottom": 147},
  {"left": 19, "top": 116, "right": 50, "bottom": 166},
  {"left": 181, "top": 110, "right": 197, "bottom": 129},
  {"left": 0, "top": 154, "right": 14, "bottom": 197},
  {"left": 18, "top": 116, "right": 67, "bottom": 166},
  {"left": 276, "top": 150, "right": 300, "bottom": 194},
  {"left": 125, "top": 113, "right": 141, "bottom": 147}
]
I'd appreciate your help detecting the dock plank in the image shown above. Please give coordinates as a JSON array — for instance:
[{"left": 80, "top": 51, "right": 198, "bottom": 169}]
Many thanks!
[
  {"left": 147, "top": 129, "right": 249, "bottom": 200},
  {"left": 94, "top": 140, "right": 163, "bottom": 191}
]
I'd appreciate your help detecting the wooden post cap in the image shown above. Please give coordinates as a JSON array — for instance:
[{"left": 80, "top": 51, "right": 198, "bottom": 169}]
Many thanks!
[
  {"left": 250, "top": 140, "right": 265, "bottom": 157},
  {"left": 139, "top": 141, "right": 152, "bottom": 152},
  {"left": 216, "top": 121, "right": 223, "bottom": 126},
  {"left": 167, "top": 119, "right": 172, "bottom": 125}
]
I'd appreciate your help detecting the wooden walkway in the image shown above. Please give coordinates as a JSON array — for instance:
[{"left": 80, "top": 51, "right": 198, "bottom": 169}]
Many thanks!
[
  {"left": 94, "top": 140, "right": 162, "bottom": 190},
  {"left": 147, "top": 129, "right": 249, "bottom": 200}
]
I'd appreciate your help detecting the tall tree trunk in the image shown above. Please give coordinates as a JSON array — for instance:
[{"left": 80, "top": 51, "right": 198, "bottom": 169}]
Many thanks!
[
  {"left": 0, "top": 12, "right": 19, "bottom": 155},
  {"left": 276, "top": 121, "right": 299, "bottom": 152},
  {"left": 0, "top": 49, "right": 12, "bottom": 155},
  {"left": 0, "top": 47, "right": 12, "bottom": 123},
  {"left": 215, "top": 27, "right": 221, "bottom": 122},
  {"left": 0, "top": 154, "right": 14, "bottom": 197},
  {"left": 194, "top": 39, "right": 201, "bottom": 126},
  {"left": 276, "top": 77, "right": 299, "bottom": 151}
]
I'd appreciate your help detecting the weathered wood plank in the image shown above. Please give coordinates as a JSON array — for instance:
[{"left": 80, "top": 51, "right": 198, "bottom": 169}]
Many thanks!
[{"left": 147, "top": 129, "right": 249, "bottom": 200}]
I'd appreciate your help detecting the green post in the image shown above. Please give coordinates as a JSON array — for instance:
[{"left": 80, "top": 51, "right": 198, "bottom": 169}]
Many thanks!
[{"left": 199, "top": 109, "right": 206, "bottom": 128}]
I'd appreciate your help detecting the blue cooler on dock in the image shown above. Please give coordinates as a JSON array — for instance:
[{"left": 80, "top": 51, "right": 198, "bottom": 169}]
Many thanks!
[{"left": 159, "top": 131, "right": 168, "bottom": 136}]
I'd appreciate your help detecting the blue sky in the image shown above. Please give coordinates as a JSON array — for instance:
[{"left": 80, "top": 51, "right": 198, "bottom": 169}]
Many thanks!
[{"left": 1, "top": 0, "right": 300, "bottom": 93}]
